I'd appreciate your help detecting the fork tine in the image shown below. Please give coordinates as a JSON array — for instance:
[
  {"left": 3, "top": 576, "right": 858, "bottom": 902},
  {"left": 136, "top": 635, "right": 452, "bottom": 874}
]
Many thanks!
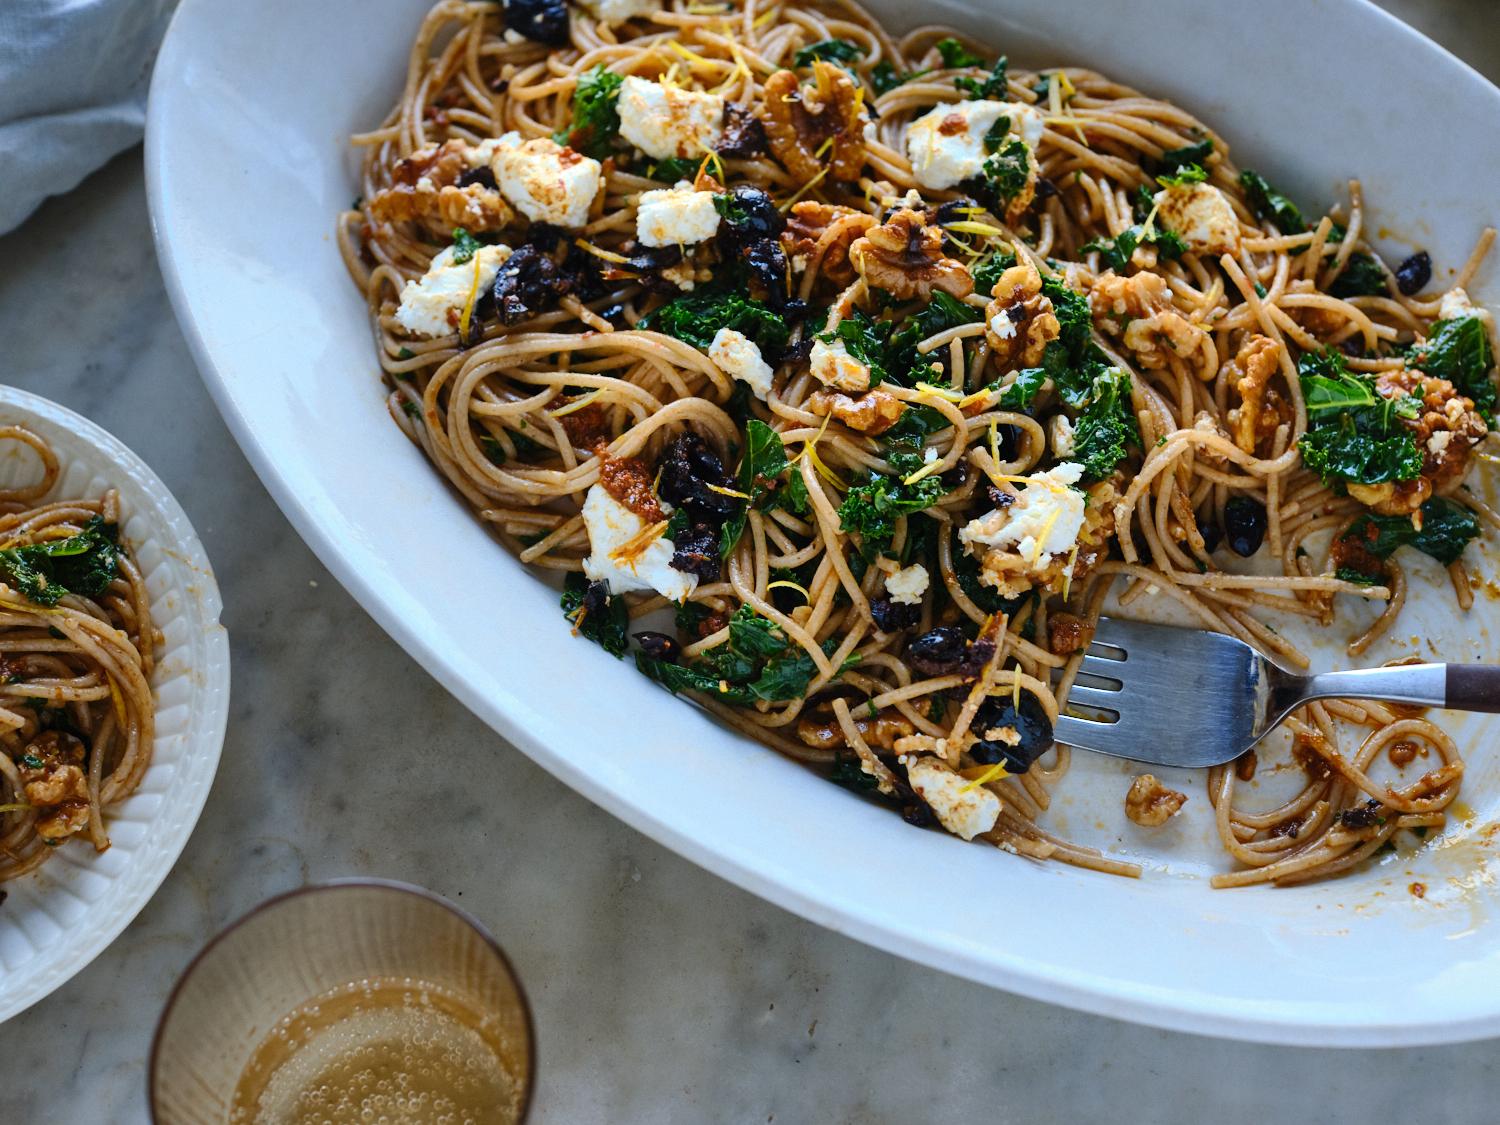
[
  {"left": 1047, "top": 615, "right": 1268, "bottom": 768},
  {"left": 1062, "top": 683, "right": 1123, "bottom": 710}
]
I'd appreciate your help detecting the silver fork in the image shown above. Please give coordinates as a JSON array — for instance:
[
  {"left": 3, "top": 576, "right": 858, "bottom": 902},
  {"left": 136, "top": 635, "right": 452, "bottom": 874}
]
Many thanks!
[{"left": 1053, "top": 616, "right": 1500, "bottom": 768}]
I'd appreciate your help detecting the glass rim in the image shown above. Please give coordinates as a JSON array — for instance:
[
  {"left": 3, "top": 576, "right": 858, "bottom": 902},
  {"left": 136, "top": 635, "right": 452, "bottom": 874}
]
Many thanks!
[{"left": 147, "top": 877, "right": 537, "bottom": 1123}]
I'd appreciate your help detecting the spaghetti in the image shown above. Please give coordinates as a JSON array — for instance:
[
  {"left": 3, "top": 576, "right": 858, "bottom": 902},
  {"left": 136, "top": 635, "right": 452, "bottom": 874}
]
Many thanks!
[
  {"left": 340, "top": 0, "right": 1494, "bottom": 885},
  {"left": 0, "top": 426, "right": 157, "bottom": 883}
]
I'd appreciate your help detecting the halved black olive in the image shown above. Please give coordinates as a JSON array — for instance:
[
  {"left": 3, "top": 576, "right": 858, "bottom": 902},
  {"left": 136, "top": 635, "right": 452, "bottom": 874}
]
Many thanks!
[
  {"left": 716, "top": 104, "right": 768, "bottom": 159},
  {"left": 905, "top": 626, "right": 968, "bottom": 676},
  {"left": 503, "top": 0, "right": 569, "bottom": 45},
  {"left": 1395, "top": 251, "right": 1432, "bottom": 297},
  {"left": 633, "top": 631, "right": 681, "bottom": 662},
  {"left": 969, "top": 691, "right": 1054, "bottom": 773},
  {"left": 457, "top": 165, "right": 497, "bottom": 190},
  {"left": 870, "top": 597, "right": 921, "bottom": 633},
  {"left": 668, "top": 521, "right": 722, "bottom": 580},
  {"left": 657, "top": 432, "right": 739, "bottom": 521},
  {"left": 1197, "top": 511, "right": 1223, "bottom": 554},
  {"left": 1223, "top": 495, "right": 1267, "bottom": 557}
]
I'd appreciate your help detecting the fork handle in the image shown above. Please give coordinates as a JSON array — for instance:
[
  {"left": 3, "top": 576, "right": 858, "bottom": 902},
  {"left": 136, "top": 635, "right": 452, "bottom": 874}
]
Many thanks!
[{"left": 1302, "top": 663, "right": 1500, "bottom": 714}]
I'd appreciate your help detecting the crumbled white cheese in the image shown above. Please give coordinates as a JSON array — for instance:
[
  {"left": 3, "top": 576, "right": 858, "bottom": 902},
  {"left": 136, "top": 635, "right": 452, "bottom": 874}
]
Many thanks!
[
  {"left": 636, "top": 182, "right": 721, "bottom": 247},
  {"left": 809, "top": 336, "right": 870, "bottom": 392},
  {"left": 905, "top": 100, "right": 1042, "bottom": 190},
  {"left": 394, "top": 244, "right": 512, "bottom": 338},
  {"left": 580, "top": 485, "right": 697, "bottom": 602},
  {"left": 902, "top": 755, "right": 1000, "bottom": 841},
  {"left": 617, "top": 76, "right": 725, "bottom": 160},
  {"left": 989, "top": 311, "right": 1017, "bottom": 340},
  {"left": 885, "top": 563, "right": 929, "bottom": 606},
  {"left": 1427, "top": 430, "right": 1453, "bottom": 456},
  {"left": 575, "top": 0, "right": 660, "bottom": 22},
  {"left": 1048, "top": 414, "right": 1076, "bottom": 457},
  {"left": 490, "top": 132, "right": 602, "bottom": 227},
  {"left": 465, "top": 137, "right": 503, "bottom": 168},
  {"left": 960, "top": 461, "right": 1087, "bottom": 563},
  {"left": 708, "top": 328, "right": 774, "bottom": 399},
  {"left": 1438, "top": 286, "right": 1493, "bottom": 330},
  {"left": 1153, "top": 181, "right": 1240, "bottom": 257}
]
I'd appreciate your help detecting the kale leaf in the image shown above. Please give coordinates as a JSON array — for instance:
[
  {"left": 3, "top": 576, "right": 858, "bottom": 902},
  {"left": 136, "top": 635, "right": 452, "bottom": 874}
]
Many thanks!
[
  {"left": 956, "top": 56, "right": 1008, "bottom": 100},
  {"left": 645, "top": 156, "right": 702, "bottom": 182},
  {"left": 1158, "top": 137, "right": 1213, "bottom": 175},
  {"left": 1328, "top": 253, "right": 1389, "bottom": 299},
  {"left": 883, "top": 403, "right": 952, "bottom": 449},
  {"left": 838, "top": 465, "right": 948, "bottom": 556},
  {"left": 1237, "top": 169, "right": 1306, "bottom": 235},
  {"left": 1072, "top": 366, "right": 1138, "bottom": 481},
  {"left": 450, "top": 227, "right": 483, "bottom": 265},
  {"left": 555, "top": 65, "right": 624, "bottom": 160},
  {"left": 1411, "top": 314, "right": 1497, "bottom": 420},
  {"left": 934, "top": 37, "right": 984, "bottom": 69},
  {"left": 1080, "top": 224, "right": 1186, "bottom": 272},
  {"left": 560, "top": 572, "right": 630, "bottom": 657},
  {"left": 870, "top": 61, "right": 929, "bottom": 94},
  {"left": 0, "top": 516, "right": 120, "bottom": 608},
  {"left": 1156, "top": 164, "right": 1207, "bottom": 189},
  {"left": 1296, "top": 348, "right": 1423, "bottom": 486},
  {"left": 793, "top": 38, "right": 864, "bottom": 68},
  {"left": 1338, "top": 499, "right": 1480, "bottom": 567},
  {"left": 995, "top": 367, "right": 1048, "bottom": 410},
  {"left": 637, "top": 605, "right": 844, "bottom": 705},
  {"left": 719, "top": 419, "right": 790, "bottom": 556},
  {"left": 641, "top": 291, "right": 790, "bottom": 354}
]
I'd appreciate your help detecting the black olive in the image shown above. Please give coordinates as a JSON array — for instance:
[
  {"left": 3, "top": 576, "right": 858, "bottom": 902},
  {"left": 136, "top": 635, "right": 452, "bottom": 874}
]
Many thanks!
[
  {"left": 743, "top": 239, "right": 793, "bottom": 314},
  {"left": 870, "top": 597, "right": 921, "bottom": 633},
  {"left": 900, "top": 800, "right": 936, "bottom": 828},
  {"left": 716, "top": 104, "right": 768, "bottom": 159},
  {"left": 457, "top": 165, "right": 497, "bottom": 191},
  {"left": 579, "top": 579, "right": 611, "bottom": 619},
  {"left": 781, "top": 336, "right": 815, "bottom": 365},
  {"left": 933, "top": 198, "right": 979, "bottom": 226},
  {"left": 669, "top": 521, "right": 722, "bottom": 580},
  {"left": 657, "top": 433, "right": 740, "bottom": 521},
  {"left": 906, "top": 626, "right": 968, "bottom": 676},
  {"left": 1395, "top": 251, "right": 1432, "bottom": 297},
  {"left": 1338, "top": 799, "right": 1385, "bottom": 829},
  {"left": 969, "top": 692, "right": 1054, "bottom": 773},
  {"left": 634, "top": 631, "right": 680, "bottom": 662},
  {"left": 939, "top": 458, "right": 970, "bottom": 491},
  {"left": 502, "top": 0, "right": 569, "bottom": 45},
  {"left": 1035, "top": 176, "right": 1058, "bottom": 199},
  {"left": 1197, "top": 512, "right": 1223, "bottom": 554},
  {"left": 720, "top": 185, "right": 784, "bottom": 241},
  {"left": 492, "top": 244, "right": 569, "bottom": 324},
  {"left": 1223, "top": 495, "right": 1267, "bottom": 557}
]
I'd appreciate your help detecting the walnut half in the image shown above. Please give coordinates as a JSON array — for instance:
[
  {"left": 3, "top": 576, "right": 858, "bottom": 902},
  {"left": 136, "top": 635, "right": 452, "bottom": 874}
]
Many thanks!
[
  {"left": 849, "top": 208, "right": 974, "bottom": 302},
  {"left": 761, "top": 61, "right": 867, "bottom": 184},
  {"left": 1125, "top": 774, "right": 1187, "bottom": 826},
  {"left": 806, "top": 388, "right": 907, "bottom": 435},
  {"left": 984, "top": 259, "right": 1059, "bottom": 370}
]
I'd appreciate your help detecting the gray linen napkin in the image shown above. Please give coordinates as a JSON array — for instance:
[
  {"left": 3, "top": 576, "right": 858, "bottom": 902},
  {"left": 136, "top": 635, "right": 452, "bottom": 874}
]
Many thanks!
[{"left": 0, "top": 0, "right": 176, "bottom": 234}]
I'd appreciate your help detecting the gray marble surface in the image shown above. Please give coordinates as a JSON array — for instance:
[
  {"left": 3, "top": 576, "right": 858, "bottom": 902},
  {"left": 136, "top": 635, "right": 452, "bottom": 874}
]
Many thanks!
[{"left": 2, "top": 1, "right": 1499, "bottom": 1121}]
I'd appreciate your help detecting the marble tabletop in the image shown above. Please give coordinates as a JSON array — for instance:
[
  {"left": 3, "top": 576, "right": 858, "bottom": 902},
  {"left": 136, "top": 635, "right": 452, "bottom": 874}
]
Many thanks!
[{"left": 2, "top": 1, "right": 1499, "bottom": 1121}]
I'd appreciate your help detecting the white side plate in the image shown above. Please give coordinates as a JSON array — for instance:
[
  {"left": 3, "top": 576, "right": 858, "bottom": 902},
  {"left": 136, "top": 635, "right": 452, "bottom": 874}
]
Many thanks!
[
  {"left": 147, "top": 0, "right": 1500, "bottom": 1044},
  {"left": 0, "top": 389, "right": 229, "bottom": 1023}
]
